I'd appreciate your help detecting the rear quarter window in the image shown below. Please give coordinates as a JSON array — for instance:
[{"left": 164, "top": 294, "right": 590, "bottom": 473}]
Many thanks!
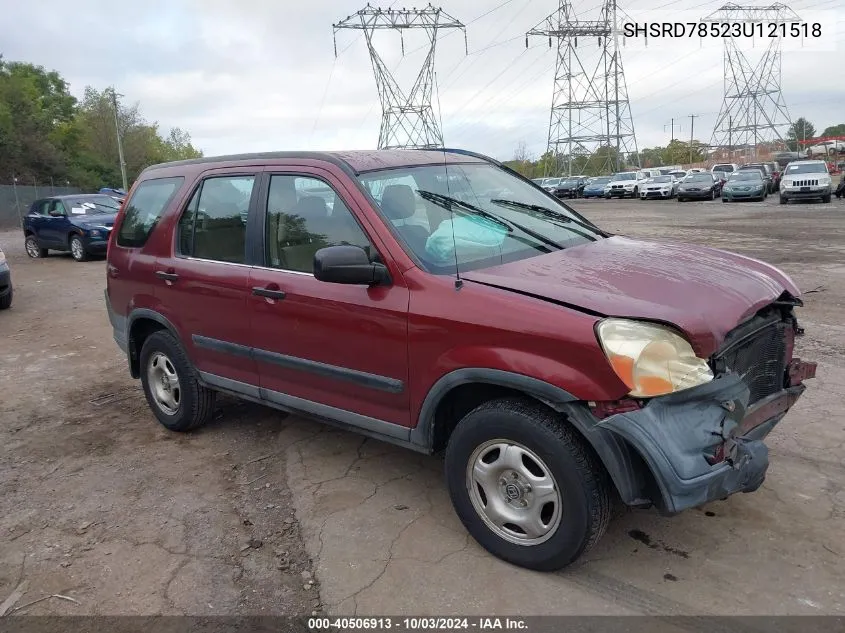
[{"left": 116, "top": 177, "right": 184, "bottom": 248}]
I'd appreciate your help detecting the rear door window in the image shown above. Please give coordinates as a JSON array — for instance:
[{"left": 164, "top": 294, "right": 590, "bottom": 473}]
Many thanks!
[
  {"left": 177, "top": 175, "right": 256, "bottom": 264},
  {"left": 117, "top": 177, "right": 184, "bottom": 248}
]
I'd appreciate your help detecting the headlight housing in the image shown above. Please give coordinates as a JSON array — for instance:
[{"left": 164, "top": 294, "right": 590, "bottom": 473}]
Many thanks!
[{"left": 595, "top": 318, "right": 714, "bottom": 398}]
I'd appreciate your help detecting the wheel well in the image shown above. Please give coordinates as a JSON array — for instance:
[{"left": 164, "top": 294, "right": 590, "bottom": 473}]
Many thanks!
[
  {"left": 428, "top": 382, "right": 662, "bottom": 510},
  {"left": 431, "top": 383, "right": 531, "bottom": 453},
  {"left": 24, "top": 230, "right": 35, "bottom": 237},
  {"left": 128, "top": 318, "right": 167, "bottom": 378}
]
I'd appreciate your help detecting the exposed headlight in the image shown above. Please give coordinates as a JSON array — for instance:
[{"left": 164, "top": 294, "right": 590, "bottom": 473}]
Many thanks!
[
  {"left": 623, "top": 183, "right": 635, "bottom": 188},
  {"left": 595, "top": 318, "right": 714, "bottom": 398},
  {"left": 88, "top": 229, "right": 102, "bottom": 238},
  {"left": 819, "top": 176, "right": 831, "bottom": 185}
]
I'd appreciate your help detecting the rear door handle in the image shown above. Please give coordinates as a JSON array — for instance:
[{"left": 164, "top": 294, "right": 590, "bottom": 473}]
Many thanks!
[
  {"left": 155, "top": 271, "right": 179, "bottom": 282},
  {"left": 252, "top": 286, "right": 286, "bottom": 300}
]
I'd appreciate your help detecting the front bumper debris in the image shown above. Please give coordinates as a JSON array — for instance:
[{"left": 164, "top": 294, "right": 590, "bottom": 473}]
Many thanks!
[{"left": 597, "top": 365, "right": 813, "bottom": 514}]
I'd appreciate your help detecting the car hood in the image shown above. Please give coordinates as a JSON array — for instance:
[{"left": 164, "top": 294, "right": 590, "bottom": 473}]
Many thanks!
[
  {"left": 460, "top": 236, "right": 800, "bottom": 357},
  {"left": 69, "top": 213, "right": 117, "bottom": 227}
]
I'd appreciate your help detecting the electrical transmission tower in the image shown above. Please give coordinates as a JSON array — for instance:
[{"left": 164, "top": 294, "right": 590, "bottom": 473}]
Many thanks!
[
  {"left": 703, "top": 3, "right": 800, "bottom": 160},
  {"left": 527, "top": 0, "right": 638, "bottom": 177},
  {"left": 333, "top": 3, "right": 467, "bottom": 150}
]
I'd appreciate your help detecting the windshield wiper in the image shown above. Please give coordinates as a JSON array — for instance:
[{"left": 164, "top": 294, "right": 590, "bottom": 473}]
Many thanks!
[
  {"left": 416, "top": 190, "right": 511, "bottom": 233},
  {"left": 489, "top": 199, "right": 604, "bottom": 241},
  {"left": 416, "top": 190, "right": 565, "bottom": 251}
]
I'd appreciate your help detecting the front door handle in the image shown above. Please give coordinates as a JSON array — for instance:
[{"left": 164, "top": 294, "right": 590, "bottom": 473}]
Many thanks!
[
  {"left": 252, "top": 286, "right": 286, "bottom": 300},
  {"left": 155, "top": 271, "right": 179, "bottom": 282}
]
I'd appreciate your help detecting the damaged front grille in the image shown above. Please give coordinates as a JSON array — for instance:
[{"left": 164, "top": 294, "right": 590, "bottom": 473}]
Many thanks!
[{"left": 710, "top": 309, "right": 791, "bottom": 406}]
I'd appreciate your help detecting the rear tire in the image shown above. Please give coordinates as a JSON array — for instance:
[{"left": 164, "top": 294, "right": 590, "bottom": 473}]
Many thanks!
[
  {"left": 139, "top": 331, "right": 216, "bottom": 432},
  {"left": 445, "top": 398, "right": 611, "bottom": 571}
]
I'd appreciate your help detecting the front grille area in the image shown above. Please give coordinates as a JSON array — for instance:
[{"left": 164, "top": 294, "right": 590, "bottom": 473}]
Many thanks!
[
  {"left": 711, "top": 311, "right": 790, "bottom": 405},
  {"left": 792, "top": 179, "right": 819, "bottom": 187}
]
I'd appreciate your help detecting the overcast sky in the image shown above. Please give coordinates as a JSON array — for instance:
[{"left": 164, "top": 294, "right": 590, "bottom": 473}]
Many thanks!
[{"left": 2, "top": 0, "right": 842, "bottom": 161}]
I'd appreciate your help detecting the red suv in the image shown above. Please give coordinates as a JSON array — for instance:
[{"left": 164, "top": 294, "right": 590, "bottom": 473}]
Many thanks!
[{"left": 105, "top": 149, "right": 817, "bottom": 571}]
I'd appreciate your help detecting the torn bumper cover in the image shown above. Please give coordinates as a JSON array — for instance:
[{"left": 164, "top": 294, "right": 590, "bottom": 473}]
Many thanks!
[{"left": 597, "top": 360, "right": 816, "bottom": 514}]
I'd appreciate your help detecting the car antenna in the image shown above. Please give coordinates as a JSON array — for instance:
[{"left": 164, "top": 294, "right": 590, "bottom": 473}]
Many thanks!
[{"left": 435, "top": 73, "right": 461, "bottom": 290}]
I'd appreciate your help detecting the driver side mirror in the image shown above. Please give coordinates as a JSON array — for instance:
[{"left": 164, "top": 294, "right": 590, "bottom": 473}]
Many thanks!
[{"left": 314, "top": 245, "right": 389, "bottom": 286}]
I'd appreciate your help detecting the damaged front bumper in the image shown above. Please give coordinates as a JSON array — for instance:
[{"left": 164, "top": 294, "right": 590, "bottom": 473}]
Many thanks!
[{"left": 596, "top": 358, "right": 816, "bottom": 514}]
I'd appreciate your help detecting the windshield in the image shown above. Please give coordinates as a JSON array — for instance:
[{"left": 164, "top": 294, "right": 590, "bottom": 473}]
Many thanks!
[
  {"left": 357, "top": 163, "right": 606, "bottom": 275},
  {"left": 589, "top": 177, "right": 612, "bottom": 185},
  {"left": 614, "top": 173, "right": 636, "bottom": 181},
  {"left": 729, "top": 172, "right": 762, "bottom": 181},
  {"left": 545, "top": 178, "right": 560, "bottom": 186},
  {"left": 65, "top": 196, "right": 121, "bottom": 215},
  {"left": 687, "top": 174, "right": 713, "bottom": 182},
  {"left": 650, "top": 176, "right": 673, "bottom": 183},
  {"left": 712, "top": 165, "right": 734, "bottom": 172},
  {"left": 785, "top": 162, "right": 827, "bottom": 175},
  {"left": 559, "top": 179, "right": 578, "bottom": 186}
]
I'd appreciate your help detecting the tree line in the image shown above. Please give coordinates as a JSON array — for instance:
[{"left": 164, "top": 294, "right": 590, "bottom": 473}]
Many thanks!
[
  {"left": 504, "top": 139, "right": 708, "bottom": 179},
  {"left": 0, "top": 56, "right": 202, "bottom": 190}
]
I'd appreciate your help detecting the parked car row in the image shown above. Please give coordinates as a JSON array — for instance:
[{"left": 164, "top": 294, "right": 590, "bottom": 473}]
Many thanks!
[{"left": 531, "top": 157, "right": 832, "bottom": 205}]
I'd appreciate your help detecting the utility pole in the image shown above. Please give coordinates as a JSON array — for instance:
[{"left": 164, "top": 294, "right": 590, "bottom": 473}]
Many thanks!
[
  {"left": 333, "top": 5, "right": 467, "bottom": 149},
  {"left": 664, "top": 118, "right": 680, "bottom": 143},
  {"left": 527, "top": 0, "right": 639, "bottom": 176},
  {"left": 689, "top": 114, "right": 698, "bottom": 164},
  {"left": 109, "top": 87, "right": 129, "bottom": 192}
]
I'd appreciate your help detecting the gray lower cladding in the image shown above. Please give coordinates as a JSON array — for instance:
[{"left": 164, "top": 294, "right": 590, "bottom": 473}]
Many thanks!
[
  {"left": 197, "top": 370, "right": 423, "bottom": 453},
  {"left": 105, "top": 289, "right": 128, "bottom": 352},
  {"left": 192, "top": 334, "right": 404, "bottom": 394}
]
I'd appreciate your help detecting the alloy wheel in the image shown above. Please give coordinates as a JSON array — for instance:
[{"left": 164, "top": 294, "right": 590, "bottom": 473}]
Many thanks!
[{"left": 25, "top": 237, "right": 40, "bottom": 258}]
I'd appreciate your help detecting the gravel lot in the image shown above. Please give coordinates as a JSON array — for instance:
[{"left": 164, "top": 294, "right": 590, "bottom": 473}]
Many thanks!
[{"left": 1, "top": 194, "right": 843, "bottom": 617}]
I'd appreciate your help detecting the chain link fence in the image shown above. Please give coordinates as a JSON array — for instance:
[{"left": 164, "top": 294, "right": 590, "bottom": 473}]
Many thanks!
[{"left": 0, "top": 182, "right": 86, "bottom": 230}]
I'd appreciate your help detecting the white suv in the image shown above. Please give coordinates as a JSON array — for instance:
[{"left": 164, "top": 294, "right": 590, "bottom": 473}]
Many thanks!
[
  {"left": 779, "top": 160, "right": 832, "bottom": 204},
  {"left": 604, "top": 171, "right": 648, "bottom": 198}
]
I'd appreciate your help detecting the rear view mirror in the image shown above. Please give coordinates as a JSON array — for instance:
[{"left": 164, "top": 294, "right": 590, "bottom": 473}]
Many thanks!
[{"left": 313, "top": 245, "right": 389, "bottom": 286}]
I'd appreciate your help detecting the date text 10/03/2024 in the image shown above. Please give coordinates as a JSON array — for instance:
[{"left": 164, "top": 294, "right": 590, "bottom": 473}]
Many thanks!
[
  {"left": 308, "top": 617, "right": 528, "bottom": 630},
  {"left": 623, "top": 21, "right": 822, "bottom": 39}
]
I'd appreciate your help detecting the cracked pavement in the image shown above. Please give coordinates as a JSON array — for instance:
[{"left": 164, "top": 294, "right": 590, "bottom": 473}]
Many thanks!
[{"left": 1, "top": 195, "right": 843, "bottom": 616}]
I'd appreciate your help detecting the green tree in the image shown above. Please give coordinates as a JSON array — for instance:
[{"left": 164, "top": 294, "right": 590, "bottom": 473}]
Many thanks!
[
  {"left": 786, "top": 117, "right": 816, "bottom": 151},
  {"left": 664, "top": 139, "right": 706, "bottom": 165},
  {"left": 820, "top": 123, "right": 845, "bottom": 138},
  {"left": 0, "top": 57, "right": 203, "bottom": 189}
]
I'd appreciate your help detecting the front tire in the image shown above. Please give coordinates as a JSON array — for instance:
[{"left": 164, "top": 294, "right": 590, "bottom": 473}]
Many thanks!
[
  {"left": 25, "top": 235, "right": 47, "bottom": 258},
  {"left": 139, "top": 331, "right": 216, "bottom": 432},
  {"left": 70, "top": 235, "right": 89, "bottom": 262},
  {"left": 822, "top": 194, "right": 831, "bottom": 203},
  {"left": 445, "top": 399, "right": 611, "bottom": 571},
  {"left": 779, "top": 195, "right": 787, "bottom": 205}
]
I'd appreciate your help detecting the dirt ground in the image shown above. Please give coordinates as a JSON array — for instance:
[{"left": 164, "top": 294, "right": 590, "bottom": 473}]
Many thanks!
[{"left": 1, "top": 193, "right": 843, "bottom": 617}]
